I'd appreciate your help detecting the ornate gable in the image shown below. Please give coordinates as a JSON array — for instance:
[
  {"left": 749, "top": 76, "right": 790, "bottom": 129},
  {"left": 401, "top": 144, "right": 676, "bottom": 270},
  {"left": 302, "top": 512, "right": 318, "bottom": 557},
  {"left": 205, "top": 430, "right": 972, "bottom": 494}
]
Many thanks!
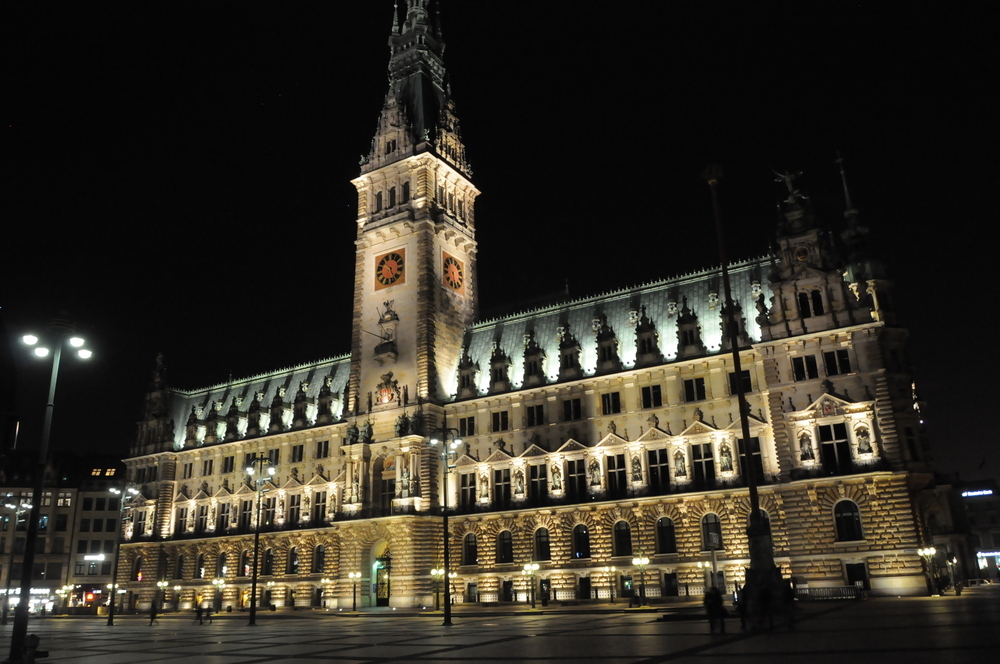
[
  {"left": 483, "top": 448, "right": 514, "bottom": 464},
  {"left": 519, "top": 444, "right": 548, "bottom": 458},
  {"left": 555, "top": 439, "right": 588, "bottom": 453},
  {"left": 454, "top": 454, "right": 479, "bottom": 468},
  {"left": 595, "top": 433, "right": 627, "bottom": 448},
  {"left": 678, "top": 419, "right": 717, "bottom": 437}
]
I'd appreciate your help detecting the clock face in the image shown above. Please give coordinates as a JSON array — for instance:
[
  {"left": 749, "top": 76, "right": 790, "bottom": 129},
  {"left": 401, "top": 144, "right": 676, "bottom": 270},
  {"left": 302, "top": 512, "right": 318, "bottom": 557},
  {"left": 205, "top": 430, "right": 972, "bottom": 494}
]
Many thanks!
[
  {"left": 375, "top": 250, "right": 405, "bottom": 290},
  {"left": 442, "top": 254, "right": 464, "bottom": 293}
]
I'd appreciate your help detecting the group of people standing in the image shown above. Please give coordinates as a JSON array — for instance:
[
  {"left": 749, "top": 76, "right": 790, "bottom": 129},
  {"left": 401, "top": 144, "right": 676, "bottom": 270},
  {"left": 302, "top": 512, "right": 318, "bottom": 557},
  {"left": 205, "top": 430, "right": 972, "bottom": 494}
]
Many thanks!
[{"left": 704, "top": 581, "right": 796, "bottom": 633}]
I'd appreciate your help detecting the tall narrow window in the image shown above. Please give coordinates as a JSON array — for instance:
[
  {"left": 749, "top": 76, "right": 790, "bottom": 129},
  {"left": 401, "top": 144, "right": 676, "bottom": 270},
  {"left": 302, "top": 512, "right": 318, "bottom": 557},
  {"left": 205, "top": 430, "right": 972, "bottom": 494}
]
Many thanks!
[
  {"left": 262, "top": 549, "right": 274, "bottom": 576},
  {"left": 239, "top": 550, "right": 251, "bottom": 577},
  {"left": 496, "top": 531, "right": 514, "bottom": 564},
  {"left": 572, "top": 524, "right": 591, "bottom": 559},
  {"left": 647, "top": 449, "right": 670, "bottom": 494},
  {"left": 601, "top": 392, "right": 622, "bottom": 415},
  {"left": 494, "top": 469, "right": 511, "bottom": 508},
  {"left": 388, "top": 186, "right": 396, "bottom": 208},
  {"left": 460, "top": 473, "right": 477, "bottom": 510},
  {"left": 701, "top": 513, "right": 723, "bottom": 551},
  {"left": 656, "top": 517, "right": 677, "bottom": 554},
  {"left": 287, "top": 494, "right": 301, "bottom": 524},
  {"left": 738, "top": 437, "right": 765, "bottom": 485},
  {"left": 401, "top": 181, "right": 410, "bottom": 203},
  {"left": 606, "top": 454, "right": 627, "bottom": 498},
  {"left": 174, "top": 555, "right": 184, "bottom": 579},
  {"left": 312, "top": 491, "right": 327, "bottom": 523},
  {"left": 217, "top": 552, "right": 228, "bottom": 577},
  {"left": 132, "top": 556, "right": 144, "bottom": 582},
  {"left": 566, "top": 459, "right": 587, "bottom": 502},
  {"left": 534, "top": 528, "right": 551, "bottom": 561},
  {"left": 374, "top": 191, "right": 383, "bottom": 212},
  {"left": 563, "top": 398, "right": 582, "bottom": 421},
  {"left": 684, "top": 378, "right": 706, "bottom": 402},
  {"left": 196, "top": 554, "right": 206, "bottom": 579},
  {"left": 613, "top": 521, "right": 633, "bottom": 557},
  {"left": 691, "top": 443, "right": 715, "bottom": 490},
  {"left": 528, "top": 465, "right": 548, "bottom": 504},
  {"left": 811, "top": 290, "right": 824, "bottom": 316},
  {"left": 641, "top": 385, "right": 662, "bottom": 409},
  {"left": 286, "top": 547, "right": 299, "bottom": 574},
  {"left": 312, "top": 545, "right": 325, "bottom": 573},
  {"left": 834, "top": 500, "right": 864, "bottom": 541},
  {"left": 819, "top": 423, "right": 852, "bottom": 475},
  {"left": 463, "top": 533, "right": 478, "bottom": 566}
]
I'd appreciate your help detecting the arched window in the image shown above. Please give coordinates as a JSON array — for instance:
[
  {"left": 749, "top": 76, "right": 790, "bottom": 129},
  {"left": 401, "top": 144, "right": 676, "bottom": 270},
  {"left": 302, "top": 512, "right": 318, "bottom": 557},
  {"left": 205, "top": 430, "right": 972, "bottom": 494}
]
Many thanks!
[
  {"left": 286, "top": 547, "right": 299, "bottom": 574},
  {"left": 496, "top": 531, "right": 513, "bottom": 564},
  {"left": 374, "top": 191, "right": 383, "bottom": 213},
  {"left": 656, "top": 517, "right": 677, "bottom": 554},
  {"left": 263, "top": 549, "right": 274, "bottom": 576},
  {"left": 613, "top": 521, "right": 633, "bottom": 557},
  {"left": 312, "top": 545, "right": 325, "bottom": 574},
  {"left": 238, "top": 550, "right": 250, "bottom": 577},
  {"left": 798, "top": 292, "right": 812, "bottom": 317},
  {"left": 173, "top": 555, "right": 184, "bottom": 579},
  {"left": 401, "top": 181, "right": 410, "bottom": 204},
  {"left": 388, "top": 186, "right": 396, "bottom": 208},
  {"left": 534, "top": 528, "right": 551, "bottom": 561},
  {"left": 834, "top": 500, "right": 864, "bottom": 542},
  {"left": 572, "top": 524, "right": 591, "bottom": 559},
  {"left": 132, "top": 556, "right": 144, "bottom": 582},
  {"left": 196, "top": 554, "right": 206, "bottom": 579},
  {"left": 463, "top": 533, "right": 478, "bottom": 566},
  {"left": 701, "top": 513, "right": 723, "bottom": 551},
  {"left": 811, "top": 290, "right": 824, "bottom": 316},
  {"left": 217, "top": 552, "right": 228, "bottom": 577}
]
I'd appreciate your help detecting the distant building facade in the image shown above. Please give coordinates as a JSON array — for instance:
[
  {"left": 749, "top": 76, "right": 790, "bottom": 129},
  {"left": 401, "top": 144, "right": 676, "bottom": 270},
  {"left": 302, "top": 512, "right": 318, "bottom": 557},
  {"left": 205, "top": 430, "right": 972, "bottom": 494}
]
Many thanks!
[{"left": 118, "top": 1, "right": 936, "bottom": 611}]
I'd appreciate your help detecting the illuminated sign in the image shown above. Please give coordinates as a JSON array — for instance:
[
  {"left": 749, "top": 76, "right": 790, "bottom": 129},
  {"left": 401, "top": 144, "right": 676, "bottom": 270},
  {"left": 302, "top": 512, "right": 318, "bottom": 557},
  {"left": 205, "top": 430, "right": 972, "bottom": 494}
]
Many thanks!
[
  {"left": 976, "top": 551, "right": 1000, "bottom": 557},
  {"left": 83, "top": 554, "right": 106, "bottom": 561},
  {"left": 2, "top": 589, "right": 53, "bottom": 595},
  {"left": 962, "top": 490, "right": 994, "bottom": 497}
]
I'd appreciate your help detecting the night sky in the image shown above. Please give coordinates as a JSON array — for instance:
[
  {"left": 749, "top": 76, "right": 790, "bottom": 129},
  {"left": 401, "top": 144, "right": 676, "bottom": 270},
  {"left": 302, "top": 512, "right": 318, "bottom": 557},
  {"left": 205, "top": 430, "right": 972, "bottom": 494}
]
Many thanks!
[{"left": 3, "top": 2, "right": 997, "bottom": 481}]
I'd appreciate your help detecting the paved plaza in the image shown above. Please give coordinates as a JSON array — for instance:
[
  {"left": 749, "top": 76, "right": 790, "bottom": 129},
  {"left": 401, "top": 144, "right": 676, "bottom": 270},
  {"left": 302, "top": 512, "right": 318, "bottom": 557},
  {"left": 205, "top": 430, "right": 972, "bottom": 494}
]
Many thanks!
[{"left": 3, "top": 588, "right": 999, "bottom": 663}]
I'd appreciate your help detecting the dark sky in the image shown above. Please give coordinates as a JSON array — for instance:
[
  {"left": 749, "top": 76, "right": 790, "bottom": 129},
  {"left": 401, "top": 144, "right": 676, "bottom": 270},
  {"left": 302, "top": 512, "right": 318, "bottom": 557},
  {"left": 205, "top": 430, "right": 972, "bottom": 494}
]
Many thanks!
[{"left": 3, "top": 2, "right": 997, "bottom": 480}]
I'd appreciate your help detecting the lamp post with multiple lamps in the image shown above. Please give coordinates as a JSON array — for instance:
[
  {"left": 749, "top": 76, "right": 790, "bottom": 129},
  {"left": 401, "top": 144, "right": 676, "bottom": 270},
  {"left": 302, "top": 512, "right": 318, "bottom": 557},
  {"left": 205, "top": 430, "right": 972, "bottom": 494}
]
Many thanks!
[
  {"left": 212, "top": 577, "right": 225, "bottom": 611},
  {"left": 522, "top": 563, "right": 539, "bottom": 608},
  {"left": 321, "top": 578, "right": 332, "bottom": 609},
  {"left": 918, "top": 546, "right": 938, "bottom": 595},
  {"left": 632, "top": 555, "right": 650, "bottom": 607},
  {"left": 348, "top": 571, "right": 361, "bottom": 612},
  {"left": 173, "top": 585, "right": 181, "bottom": 612},
  {"left": 106, "top": 485, "right": 139, "bottom": 626},
  {"left": 9, "top": 326, "right": 92, "bottom": 660},
  {"left": 1, "top": 498, "right": 32, "bottom": 625},
  {"left": 428, "top": 424, "right": 462, "bottom": 626},
  {"left": 156, "top": 581, "right": 168, "bottom": 613},
  {"left": 430, "top": 568, "right": 444, "bottom": 611},
  {"left": 602, "top": 565, "right": 617, "bottom": 604},
  {"left": 245, "top": 454, "right": 276, "bottom": 625}
]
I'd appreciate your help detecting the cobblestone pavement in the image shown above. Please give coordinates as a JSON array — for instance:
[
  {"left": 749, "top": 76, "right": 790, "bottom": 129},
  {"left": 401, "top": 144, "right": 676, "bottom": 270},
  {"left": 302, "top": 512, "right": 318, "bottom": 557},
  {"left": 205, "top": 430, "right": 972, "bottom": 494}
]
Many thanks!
[{"left": 3, "top": 589, "right": 998, "bottom": 663}]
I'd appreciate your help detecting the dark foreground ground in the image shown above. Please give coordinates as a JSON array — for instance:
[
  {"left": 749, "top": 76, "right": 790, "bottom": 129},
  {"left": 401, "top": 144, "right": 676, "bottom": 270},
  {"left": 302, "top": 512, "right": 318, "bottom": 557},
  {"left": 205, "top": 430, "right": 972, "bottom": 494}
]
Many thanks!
[{"left": 2, "top": 586, "right": 998, "bottom": 663}]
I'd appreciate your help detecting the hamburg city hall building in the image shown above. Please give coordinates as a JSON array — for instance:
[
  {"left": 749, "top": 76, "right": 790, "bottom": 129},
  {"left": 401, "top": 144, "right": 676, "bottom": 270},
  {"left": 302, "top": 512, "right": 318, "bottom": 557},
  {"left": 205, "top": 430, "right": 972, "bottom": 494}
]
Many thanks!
[{"left": 118, "top": 1, "right": 933, "bottom": 612}]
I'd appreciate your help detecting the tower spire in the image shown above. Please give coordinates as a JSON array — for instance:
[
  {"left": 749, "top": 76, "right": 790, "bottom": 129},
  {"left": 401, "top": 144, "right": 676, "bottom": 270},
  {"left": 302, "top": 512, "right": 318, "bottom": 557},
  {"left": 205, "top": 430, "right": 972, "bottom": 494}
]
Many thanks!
[{"left": 835, "top": 150, "right": 859, "bottom": 225}]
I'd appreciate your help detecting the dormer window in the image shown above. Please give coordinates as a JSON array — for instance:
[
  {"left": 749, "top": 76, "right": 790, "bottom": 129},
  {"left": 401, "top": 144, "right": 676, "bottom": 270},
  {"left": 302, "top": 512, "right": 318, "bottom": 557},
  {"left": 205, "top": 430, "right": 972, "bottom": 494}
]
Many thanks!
[
  {"left": 798, "top": 290, "right": 825, "bottom": 317},
  {"left": 489, "top": 342, "right": 511, "bottom": 393},
  {"left": 457, "top": 345, "right": 480, "bottom": 399},
  {"left": 676, "top": 297, "right": 706, "bottom": 358},
  {"left": 522, "top": 331, "right": 547, "bottom": 388},
  {"left": 385, "top": 139, "right": 396, "bottom": 154},
  {"left": 594, "top": 315, "right": 622, "bottom": 374},
  {"left": 557, "top": 325, "right": 583, "bottom": 381}
]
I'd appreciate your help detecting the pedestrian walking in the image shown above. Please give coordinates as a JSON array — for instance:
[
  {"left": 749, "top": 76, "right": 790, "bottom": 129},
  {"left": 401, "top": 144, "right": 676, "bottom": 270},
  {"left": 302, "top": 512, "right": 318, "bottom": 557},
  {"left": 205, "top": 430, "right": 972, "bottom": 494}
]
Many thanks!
[
  {"left": 149, "top": 606, "right": 159, "bottom": 626},
  {"left": 703, "top": 587, "right": 726, "bottom": 634},
  {"left": 195, "top": 606, "right": 203, "bottom": 624},
  {"left": 783, "top": 580, "right": 795, "bottom": 629},
  {"left": 205, "top": 608, "right": 213, "bottom": 624}
]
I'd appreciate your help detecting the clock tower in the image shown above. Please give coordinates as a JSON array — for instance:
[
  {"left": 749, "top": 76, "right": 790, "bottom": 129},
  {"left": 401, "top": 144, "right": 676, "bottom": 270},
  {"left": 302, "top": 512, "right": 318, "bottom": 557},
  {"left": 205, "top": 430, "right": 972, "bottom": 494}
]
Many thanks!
[{"left": 348, "top": 0, "right": 479, "bottom": 422}]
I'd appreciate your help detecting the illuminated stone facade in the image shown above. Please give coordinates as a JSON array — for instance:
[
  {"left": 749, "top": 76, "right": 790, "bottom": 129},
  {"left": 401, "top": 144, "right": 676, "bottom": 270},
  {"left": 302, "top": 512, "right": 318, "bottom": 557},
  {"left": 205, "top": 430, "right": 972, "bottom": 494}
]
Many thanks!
[{"left": 117, "top": 1, "right": 933, "bottom": 611}]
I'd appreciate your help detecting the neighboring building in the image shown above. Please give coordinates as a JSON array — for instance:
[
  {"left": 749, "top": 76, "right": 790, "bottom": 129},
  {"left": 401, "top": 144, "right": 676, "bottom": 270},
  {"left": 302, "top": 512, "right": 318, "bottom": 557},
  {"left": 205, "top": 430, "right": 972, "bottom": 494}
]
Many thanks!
[
  {"left": 65, "top": 461, "right": 126, "bottom": 610},
  {"left": 960, "top": 480, "right": 1000, "bottom": 580},
  {"left": 118, "top": 1, "right": 935, "bottom": 611}
]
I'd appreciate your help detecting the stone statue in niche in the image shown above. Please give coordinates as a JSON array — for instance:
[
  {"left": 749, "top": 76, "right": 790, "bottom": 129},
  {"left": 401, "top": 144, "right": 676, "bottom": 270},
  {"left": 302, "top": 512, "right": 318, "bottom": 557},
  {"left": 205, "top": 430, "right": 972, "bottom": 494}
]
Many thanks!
[
  {"left": 395, "top": 412, "right": 410, "bottom": 437},
  {"left": 647, "top": 413, "right": 659, "bottom": 429},
  {"left": 222, "top": 478, "right": 230, "bottom": 492},
  {"left": 200, "top": 481, "right": 209, "bottom": 495},
  {"left": 315, "top": 464, "right": 325, "bottom": 479},
  {"left": 856, "top": 426, "right": 873, "bottom": 454},
  {"left": 360, "top": 420, "right": 374, "bottom": 444},
  {"left": 720, "top": 444, "right": 734, "bottom": 472},
  {"left": 551, "top": 465, "right": 562, "bottom": 490},
  {"left": 479, "top": 475, "right": 489, "bottom": 499},
  {"left": 347, "top": 424, "right": 360, "bottom": 445},
  {"left": 400, "top": 463, "right": 411, "bottom": 495},
  {"left": 514, "top": 470, "right": 524, "bottom": 494},
  {"left": 589, "top": 459, "right": 602, "bottom": 485},
  {"left": 291, "top": 468, "right": 299, "bottom": 481},
  {"left": 410, "top": 411, "right": 425, "bottom": 436},
  {"left": 799, "top": 432, "right": 814, "bottom": 461},
  {"left": 351, "top": 472, "right": 360, "bottom": 503},
  {"left": 607, "top": 421, "right": 617, "bottom": 435},
  {"left": 631, "top": 455, "right": 642, "bottom": 482},
  {"left": 674, "top": 451, "right": 687, "bottom": 476}
]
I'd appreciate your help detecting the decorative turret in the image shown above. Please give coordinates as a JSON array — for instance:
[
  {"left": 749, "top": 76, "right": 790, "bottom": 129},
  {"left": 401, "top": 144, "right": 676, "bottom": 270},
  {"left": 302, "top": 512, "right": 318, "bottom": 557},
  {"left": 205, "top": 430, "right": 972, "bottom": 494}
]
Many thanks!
[{"left": 133, "top": 354, "right": 176, "bottom": 455}]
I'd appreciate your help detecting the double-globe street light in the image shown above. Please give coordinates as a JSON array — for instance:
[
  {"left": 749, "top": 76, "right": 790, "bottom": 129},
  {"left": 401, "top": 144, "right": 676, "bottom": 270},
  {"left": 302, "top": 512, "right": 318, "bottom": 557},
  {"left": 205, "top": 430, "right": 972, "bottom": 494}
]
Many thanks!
[
  {"left": 245, "top": 454, "right": 276, "bottom": 626},
  {"left": 156, "top": 581, "right": 168, "bottom": 613},
  {"left": 9, "top": 325, "right": 92, "bottom": 662},
  {"left": 348, "top": 571, "right": 362, "bottom": 612},
  {"left": 106, "top": 485, "right": 140, "bottom": 626},
  {"left": 602, "top": 565, "right": 617, "bottom": 604},
  {"left": 428, "top": 425, "right": 462, "bottom": 626},
  {"left": 632, "top": 555, "right": 650, "bottom": 606},
  {"left": 522, "top": 563, "right": 539, "bottom": 609},
  {"left": 430, "top": 568, "right": 444, "bottom": 611},
  {"left": 918, "top": 546, "right": 938, "bottom": 596},
  {"left": 1, "top": 499, "right": 32, "bottom": 625}
]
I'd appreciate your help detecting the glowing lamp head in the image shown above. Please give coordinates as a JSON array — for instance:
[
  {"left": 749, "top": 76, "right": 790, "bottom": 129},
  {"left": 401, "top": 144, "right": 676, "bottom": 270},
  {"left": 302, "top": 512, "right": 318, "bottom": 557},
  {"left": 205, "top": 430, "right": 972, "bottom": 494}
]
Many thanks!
[
  {"left": 267, "top": 465, "right": 276, "bottom": 476},
  {"left": 430, "top": 438, "right": 440, "bottom": 446},
  {"left": 69, "top": 337, "right": 85, "bottom": 347},
  {"left": 78, "top": 349, "right": 93, "bottom": 359},
  {"left": 22, "top": 335, "right": 38, "bottom": 346},
  {"left": 34, "top": 347, "right": 50, "bottom": 357},
  {"left": 246, "top": 466, "right": 255, "bottom": 476}
]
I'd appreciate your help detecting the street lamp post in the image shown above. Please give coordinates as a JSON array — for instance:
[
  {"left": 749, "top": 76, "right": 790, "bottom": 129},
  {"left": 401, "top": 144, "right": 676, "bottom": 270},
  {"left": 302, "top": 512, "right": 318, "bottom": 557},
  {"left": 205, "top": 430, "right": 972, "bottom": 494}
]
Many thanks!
[
  {"left": 348, "top": 572, "right": 361, "bottom": 612},
  {"left": 320, "top": 578, "right": 331, "bottom": 609},
  {"left": 212, "top": 578, "right": 225, "bottom": 611},
  {"left": 522, "top": 563, "right": 539, "bottom": 608},
  {"left": 9, "top": 326, "right": 92, "bottom": 661},
  {"left": 156, "top": 581, "right": 168, "bottom": 613},
  {"left": 173, "top": 585, "right": 181, "bottom": 612},
  {"left": 428, "top": 424, "right": 462, "bottom": 626},
  {"left": 245, "top": 454, "right": 276, "bottom": 626},
  {"left": 106, "top": 485, "right": 139, "bottom": 626},
  {"left": 1, "top": 499, "right": 32, "bottom": 625},
  {"left": 430, "top": 568, "right": 444, "bottom": 611},
  {"left": 918, "top": 546, "right": 938, "bottom": 596},
  {"left": 632, "top": 555, "right": 650, "bottom": 606},
  {"left": 602, "top": 566, "right": 617, "bottom": 604}
]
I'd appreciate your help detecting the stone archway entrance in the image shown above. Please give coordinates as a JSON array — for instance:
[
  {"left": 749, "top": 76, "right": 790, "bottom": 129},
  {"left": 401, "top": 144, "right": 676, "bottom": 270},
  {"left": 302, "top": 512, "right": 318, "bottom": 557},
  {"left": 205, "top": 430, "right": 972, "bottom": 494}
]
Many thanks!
[{"left": 370, "top": 540, "right": 392, "bottom": 607}]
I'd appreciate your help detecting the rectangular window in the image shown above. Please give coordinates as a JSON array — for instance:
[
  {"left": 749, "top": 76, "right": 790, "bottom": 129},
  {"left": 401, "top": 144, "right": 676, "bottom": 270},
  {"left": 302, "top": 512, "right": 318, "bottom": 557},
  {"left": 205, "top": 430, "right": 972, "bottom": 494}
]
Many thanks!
[
  {"left": 92, "top": 519, "right": 103, "bottom": 532},
  {"left": 824, "top": 350, "right": 852, "bottom": 376},
  {"left": 217, "top": 503, "right": 231, "bottom": 531},
  {"left": 460, "top": 473, "right": 477, "bottom": 510},
  {"left": 262, "top": 497, "right": 276, "bottom": 526},
  {"left": 136, "top": 467, "right": 147, "bottom": 483},
  {"left": 101, "top": 562, "right": 112, "bottom": 575},
  {"left": 691, "top": 443, "right": 716, "bottom": 490},
  {"left": 239, "top": 500, "right": 253, "bottom": 530},
  {"left": 819, "top": 423, "right": 852, "bottom": 474},
  {"left": 566, "top": 459, "right": 587, "bottom": 502},
  {"left": 175, "top": 508, "right": 188, "bottom": 534},
  {"left": 149, "top": 466, "right": 158, "bottom": 481},
  {"left": 196, "top": 505, "right": 208, "bottom": 533},
  {"left": 528, "top": 464, "right": 548, "bottom": 504},
  {"left": 52, "top": 537, "right": 65, "bottom": 554},
  {"left": 94, "top": 497, "right": 106, "bottom": 511},
  {"left": 647, "top": 448, "right": 670, "bottom": 494},
  {"left": 526, "top": 404, "right": 544, "bottom": 427},
  {"left": 738, "top": 437, "right": 765, "bottom": 485},
  {"left": 641, "top": 385, "right": 662, "bottom": 409},
  {"left": 108, "top": 498, "right": 119, "bottom": 511},
  {"left": 57, "top": 492, "right": 72, "bottom": 507},
  {"left": 38, "top": 515, "right": 49, "bottom": 531},
  {"left": 88, "top": 562, "right": 98, "bottom": 576},
  {"left": 75, "top": 562, "right": 86, "bottom": 575},
  {"left": 267, "top": 449, "right": 280, "bottom": 466},
  {"left": 312, "top": 492, "right": 327, "bottom": 523},
  {"left": 606, "top": 454, "right": 627, "bottom": 498},
  {"left": 684, "top": 377, "right": 706, "bottom": 402},
  {"left": 13, "top": 538, "right": 27, "bottom": 554},
  {"left": 563, "top": 398, "right": 582, "bottom": 421},
  {"left": 792, "top": 356, "right": 819, "bottom": 381},
  {"left": 244, "top": 453, "right": 255, "bottom": 470},
  {"left": 601, "top": 392, "right": 622, "bottom": 415},
  {"left": 106, "top": 518, "right": 116, "bottom": 532},
  {"left": 491, "top": 410, "right": 510, "bottom": 432},
  {"left": 222, "top": 456, "right": 235, "bottom": 473},
  {"left": 315, "top": 440, "right": 330, "bottom": 459},
  {"left": 202, "top": 459, "right": 214, "bottom": 476},
  {"left": 494, "top": 469, "right": 511, "bottom": 509},
  {"left": 459, "top": 416, "right": 475, "bottom": 437},
  {"left": 103, "top": 539, "right": 114, "bottom": 553},
  {"left": 83, "top": 498, "right": 93, "bottom": 511},
  {"left": 287, "top": 494, "right": 301, "bottom": 524},
  {"left": 79, "top": 519, "right": 91, "bottom": 532},
  {"left": 135, "top": 511, "right": 147, "bottom": 536},
  {"left": 90, "top": 540, "right": 101, "bottom": 553},
  {"left": 76, "top": 539, "right": 88, "bottom": 554},
  {"left": 728, "top": 370, "right": 751, "bottom": 395},
  {"left": 182, "top": 463, "right": 193, "bottom": 479},
  {"left": 291, "top": 445, "right": 304, "bottom": 463}
]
